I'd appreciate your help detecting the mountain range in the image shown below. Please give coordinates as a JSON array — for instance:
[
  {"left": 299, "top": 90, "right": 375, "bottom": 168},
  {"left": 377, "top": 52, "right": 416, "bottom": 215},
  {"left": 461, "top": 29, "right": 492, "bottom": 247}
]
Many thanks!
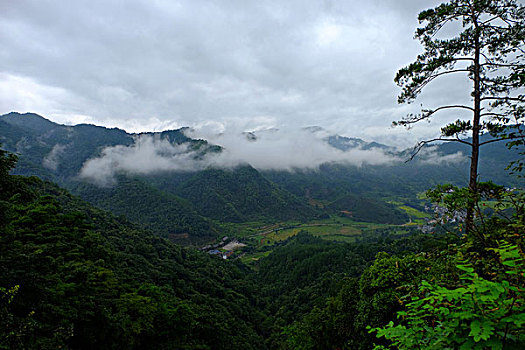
[{"left": 1, "top": 112, "right": 520, "bottom": 244}]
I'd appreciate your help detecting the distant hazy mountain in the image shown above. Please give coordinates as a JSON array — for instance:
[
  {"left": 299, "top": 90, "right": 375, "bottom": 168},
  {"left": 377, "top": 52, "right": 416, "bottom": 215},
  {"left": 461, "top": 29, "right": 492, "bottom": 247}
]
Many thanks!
[{"left": 326, "top": 134, "right": 392, "bottom": 152}]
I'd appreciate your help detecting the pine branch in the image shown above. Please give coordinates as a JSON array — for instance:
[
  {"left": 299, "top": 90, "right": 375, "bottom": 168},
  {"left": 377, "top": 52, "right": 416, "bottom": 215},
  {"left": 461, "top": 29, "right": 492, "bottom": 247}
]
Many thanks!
[
  {"left": 480, "top": 62, "right": 525, "bottom": 68},
  {"left": 425, "top": 105, "right": 476, "bottom": 115}
]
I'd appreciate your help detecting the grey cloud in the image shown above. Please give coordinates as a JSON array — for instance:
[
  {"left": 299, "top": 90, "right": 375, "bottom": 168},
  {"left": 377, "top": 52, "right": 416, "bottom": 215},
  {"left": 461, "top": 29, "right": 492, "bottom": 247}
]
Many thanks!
[{"left": 0, "top": 0, "right": 448, "bottom": 143}]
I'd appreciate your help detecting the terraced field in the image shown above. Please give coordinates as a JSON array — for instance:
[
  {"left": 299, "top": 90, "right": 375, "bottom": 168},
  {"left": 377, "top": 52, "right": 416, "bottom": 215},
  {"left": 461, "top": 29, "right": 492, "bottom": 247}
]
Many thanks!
[{"left": 217, "top": 201, "right": 432, "bottom": 266}]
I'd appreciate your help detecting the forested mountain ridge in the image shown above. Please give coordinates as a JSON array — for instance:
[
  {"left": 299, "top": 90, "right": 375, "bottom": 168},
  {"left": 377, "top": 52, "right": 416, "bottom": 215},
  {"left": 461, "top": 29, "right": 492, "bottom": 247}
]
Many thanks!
[
  {"left": 0, "top": 150, "right": 266, "bottom": 349},
  {"left": 0, "top": 112, "right": 134, "bottom": 181},
  {"left": 0, "top": 113, "right": 223, "bottom": 243},
  {"left": 156, "top": 166, "right": 320, "bottom": 222},
  {"left": 70, "top": 176, "right": 219, "bottom": 244},
  {"left": 1, "top": 111, "right": 521, "bottom": 245}
]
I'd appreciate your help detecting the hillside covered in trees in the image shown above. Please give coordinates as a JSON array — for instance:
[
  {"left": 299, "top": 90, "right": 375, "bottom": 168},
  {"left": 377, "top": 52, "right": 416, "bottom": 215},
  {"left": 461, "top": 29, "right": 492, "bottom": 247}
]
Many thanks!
[
  {"left": 2, "top": 0, "right": 525, "bottom": 348},
  {"left": 2, "top": 142, "right": 523, "bottom": 349}
]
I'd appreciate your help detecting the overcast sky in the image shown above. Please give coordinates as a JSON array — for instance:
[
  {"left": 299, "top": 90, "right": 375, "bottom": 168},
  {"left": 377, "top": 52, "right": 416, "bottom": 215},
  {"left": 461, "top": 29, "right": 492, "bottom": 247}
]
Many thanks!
[{"left": 1, "top": 0, "right": 469, "bottom": 147}]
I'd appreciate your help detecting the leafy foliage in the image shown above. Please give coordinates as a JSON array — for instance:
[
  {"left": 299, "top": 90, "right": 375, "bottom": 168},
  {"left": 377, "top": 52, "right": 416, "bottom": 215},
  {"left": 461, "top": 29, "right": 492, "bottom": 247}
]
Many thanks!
[
  {"left": 257, "top": 232, "right": 453, "bottom": 349},
  {"left": 0, "top": 154, "right": 265, "bottom": 349},
  {"left": 370, "top": 242, "right": 525, "bottom": 349}
]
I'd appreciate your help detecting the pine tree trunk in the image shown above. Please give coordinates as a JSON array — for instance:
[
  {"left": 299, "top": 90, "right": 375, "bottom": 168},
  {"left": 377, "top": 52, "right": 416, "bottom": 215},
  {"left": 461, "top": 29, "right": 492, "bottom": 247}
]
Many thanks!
[{"left": 467, "top": 12, "right": 481, "bottom": 236}]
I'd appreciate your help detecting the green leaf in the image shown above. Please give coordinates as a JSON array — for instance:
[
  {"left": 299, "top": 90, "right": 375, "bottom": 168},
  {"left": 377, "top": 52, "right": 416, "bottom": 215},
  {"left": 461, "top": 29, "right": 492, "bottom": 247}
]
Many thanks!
[{"left": 456, "top": 264, "right": 474, "bottom": 273}]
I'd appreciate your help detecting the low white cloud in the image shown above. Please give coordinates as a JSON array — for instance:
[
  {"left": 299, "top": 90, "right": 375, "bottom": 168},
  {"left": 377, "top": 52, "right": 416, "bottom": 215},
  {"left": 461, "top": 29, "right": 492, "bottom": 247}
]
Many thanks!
[
  {"left": 79, "top": 136, "right": 207, "bottom": 186},
  {"left": 417, "top": 146, "right": 466, "bottom": 164},
  {"left": 42, "top": 143, "right": 67, "bottom": 170},
  {"left": 78, "top": 122, "right": 468, "bottom": 186},
  {"left": 79, "top": 126, "right": 401, "bottom": 185},
  {"left": 190, "top": 126, "right": 399, "bottom": 171}
]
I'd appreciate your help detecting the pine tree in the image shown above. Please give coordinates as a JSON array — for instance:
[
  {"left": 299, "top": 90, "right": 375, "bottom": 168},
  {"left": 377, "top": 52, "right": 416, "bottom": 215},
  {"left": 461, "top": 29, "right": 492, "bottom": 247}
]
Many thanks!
[{"left": 395, "top": 0, "right": 525, "bottom": 235}]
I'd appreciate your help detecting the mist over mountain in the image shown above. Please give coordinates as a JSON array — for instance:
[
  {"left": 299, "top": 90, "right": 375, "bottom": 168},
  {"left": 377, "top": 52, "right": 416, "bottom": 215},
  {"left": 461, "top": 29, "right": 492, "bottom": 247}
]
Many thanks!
[
  {"left": 0, "top": 112, "right": 475, "bottom": 179},
  {"left": 1, "top": 111, "right": 520, "bottom": 243},
  {"left": 79, "top": 122, "right": 405, "bottom": 186}
]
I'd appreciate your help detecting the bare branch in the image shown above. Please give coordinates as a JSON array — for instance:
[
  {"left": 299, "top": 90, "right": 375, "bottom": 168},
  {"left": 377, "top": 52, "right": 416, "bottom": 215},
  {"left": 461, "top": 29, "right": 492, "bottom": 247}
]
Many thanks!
[
  {"left": 450, "top": 57, "right": 475, "bottom": 62},
  {"left": 430, "top": 17, "right": 455, "bottom": 38},
  {"left": 411, "top": 69, "right": 472, "bottom": 96},
  {"left": 480, "top": 51, "right": 496, "bottom": 65},
  {"left": 480, "top": 62, "right": 525, "bottom": 68},
  {"left": 406, "top": 137, "right": 472, "bottom": 162},
  {"left": 395, "top": 105, "right": 476, "bottom": 127},
  {"left": 419, "top": 105, "right": 475, "bottom": 120},
  {"left": 480, "top": 15, "right": 500, "bottom": 25},
  {"left": 481, "top": 96, "right": 525, "bottom": 102},
  {"left": 480, "top": 112, "right": 507, "bottom": 118},
  {"left": 479, "top": 134, "right": 525, "bottom": 146},
  {"left": 429, "top": 69, "right": 472, "bottom": 79},
  {"left": 429, "top": 105, "right": 475, "bottom": 113}
]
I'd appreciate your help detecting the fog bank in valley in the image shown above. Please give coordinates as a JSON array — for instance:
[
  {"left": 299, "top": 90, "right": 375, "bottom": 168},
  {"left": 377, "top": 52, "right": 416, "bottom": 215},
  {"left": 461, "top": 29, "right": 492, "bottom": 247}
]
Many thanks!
[{"left": 79, "top": 127, "right": 405, "bottom": 185}]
